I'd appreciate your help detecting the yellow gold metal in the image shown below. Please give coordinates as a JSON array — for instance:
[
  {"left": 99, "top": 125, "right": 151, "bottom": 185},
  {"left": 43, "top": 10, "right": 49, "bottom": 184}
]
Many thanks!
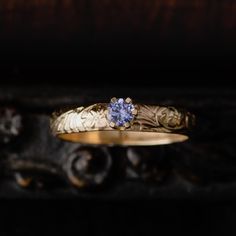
[
  {"left": 109, "top": 122, "right": 115, "bottom": 128},
  {"left": 125, "top": 97, "right": 132, "bottom": 103},
  {"left": 111, "top": 97, "right": 117, "bottom": 103},
  {"left": 132, "top": 109, "right": 138, "bottom": 115},
  {"left": 57, "top": 132, "right": 189, "bottom": 146},
  {"left": 50, "top": 102, "right": 195, "bottom": 146},
  {"left": 124, "top": 122, "right": 130, "bottom": 128}
]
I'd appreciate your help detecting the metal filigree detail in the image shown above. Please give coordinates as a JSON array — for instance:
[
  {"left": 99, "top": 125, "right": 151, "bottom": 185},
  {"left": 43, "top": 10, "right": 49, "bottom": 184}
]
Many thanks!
[
  {"left": 158, "top": 107, "right": 185, "bottom": 130},
  {"left": 133, "top": 105, "right": 187, "bottom": 132},
  {"left": 51, "top": 103, "right": 194, "bottom": 136},
  {"left": 51, "top": 103, "right": 110, "bottom": 135}
]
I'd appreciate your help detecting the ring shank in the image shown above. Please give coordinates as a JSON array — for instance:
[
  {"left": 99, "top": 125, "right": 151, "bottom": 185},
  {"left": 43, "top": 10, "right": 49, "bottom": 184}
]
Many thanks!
[{"left": 58, "top": 131, "right": 189, "bottom": 146}]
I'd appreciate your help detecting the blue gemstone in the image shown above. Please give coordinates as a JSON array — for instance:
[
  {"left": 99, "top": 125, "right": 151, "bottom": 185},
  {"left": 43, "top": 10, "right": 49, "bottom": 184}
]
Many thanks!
[{"left": 108, "top": 98, "right": 135, "bottom": 127}]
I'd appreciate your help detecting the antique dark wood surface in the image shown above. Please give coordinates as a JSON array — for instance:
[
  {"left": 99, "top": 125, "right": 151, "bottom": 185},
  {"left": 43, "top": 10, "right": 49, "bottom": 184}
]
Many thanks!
[{"left": 0, "top": 86, "right": 235, "bottom": 200}]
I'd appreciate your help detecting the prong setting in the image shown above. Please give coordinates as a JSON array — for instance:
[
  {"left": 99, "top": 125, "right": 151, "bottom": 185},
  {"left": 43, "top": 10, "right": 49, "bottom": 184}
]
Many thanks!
[
  {"left": 132, "top": 109, "right": 138, "bottom": 115},
  {"left": 125, "top": 97, "right": 132, "bottom": 104},
  {"left": 124, "top": 122, "right": 131, "bottom": 128},
  {"left": 109, "top": 122, "right": 115, "bottom": 127},
  {"left": 107, "top": 97, "right": 137, "bottom": 129},
  {"left": 110, "top": 97, "right": 117, "bottom": 103}
]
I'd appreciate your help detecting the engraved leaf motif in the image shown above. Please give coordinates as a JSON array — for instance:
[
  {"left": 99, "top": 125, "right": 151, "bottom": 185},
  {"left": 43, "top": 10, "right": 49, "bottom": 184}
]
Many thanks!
[
  {"left": 134, "top": 105, "right": 160, "bottom": 129},
  {"left": 51, "top": 104, "right": 110, "bottom": 134},
  {"left": 158, "top": 107, "right": 184, "bottom": 130},
  {"left": 80, "top": 105, "right": 109, "bottom": 130}
]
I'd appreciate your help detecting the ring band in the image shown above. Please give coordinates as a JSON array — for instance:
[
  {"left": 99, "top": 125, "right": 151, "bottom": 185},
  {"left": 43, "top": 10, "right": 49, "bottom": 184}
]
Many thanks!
[{"left": 50, "top": 97, "right": 195, "bottom": 146}]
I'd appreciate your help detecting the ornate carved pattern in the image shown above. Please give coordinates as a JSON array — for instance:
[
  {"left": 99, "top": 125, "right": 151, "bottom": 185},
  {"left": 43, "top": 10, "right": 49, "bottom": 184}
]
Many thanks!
[
  {"left": 158, "top": 107, "right": 185, "bottom": 130},
  {"left": 51, "top": 103, "right": 193, "bottom": 135},
  {"left": 51, "top": 104, "right": 110, "bottom": 134},
  {"left": 0, "top": 87, "right": 234, "bottom": 199}
]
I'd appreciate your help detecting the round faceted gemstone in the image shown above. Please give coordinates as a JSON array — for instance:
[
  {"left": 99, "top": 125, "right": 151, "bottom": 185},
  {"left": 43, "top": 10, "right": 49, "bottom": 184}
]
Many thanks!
[{"left": 108, "top": 98, "right": 135, "bottom": 127}]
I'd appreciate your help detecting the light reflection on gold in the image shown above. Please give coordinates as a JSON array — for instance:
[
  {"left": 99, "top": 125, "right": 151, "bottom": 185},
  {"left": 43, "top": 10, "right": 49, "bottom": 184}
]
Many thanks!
[{"left": 59, "top": 131, "right": 188, "bottom": 146}]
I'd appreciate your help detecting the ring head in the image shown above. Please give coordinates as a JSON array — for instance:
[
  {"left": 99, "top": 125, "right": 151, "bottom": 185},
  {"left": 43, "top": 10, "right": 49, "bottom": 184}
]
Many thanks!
[{"left": 107, "top": 97, "right": 136, "bottom": 129}]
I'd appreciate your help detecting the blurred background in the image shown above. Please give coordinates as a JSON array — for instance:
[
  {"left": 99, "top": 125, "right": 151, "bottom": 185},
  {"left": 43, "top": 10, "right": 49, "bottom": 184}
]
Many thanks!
[
  {"left": 0, "top": 0, "right": 236, "bottom": 235},
  {"left": 0, "top": 0, "right": 235, "bottom": 86}
]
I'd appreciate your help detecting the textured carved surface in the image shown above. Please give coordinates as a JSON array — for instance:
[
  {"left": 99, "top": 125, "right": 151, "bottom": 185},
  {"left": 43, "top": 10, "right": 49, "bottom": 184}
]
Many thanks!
[
  {"left": 51, "top": 104, "right": 110, "bottom": 134},
  {"left": 51, "top": 103, "right": 193, "bottom": 135},
  {"left": 0, "top": 86, "right": 235, "bottom": 200}
]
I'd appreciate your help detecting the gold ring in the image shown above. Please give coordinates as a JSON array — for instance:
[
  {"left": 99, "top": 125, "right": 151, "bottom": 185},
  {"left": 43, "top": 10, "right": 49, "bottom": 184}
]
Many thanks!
[{"left": 50, "top": 97, "right": 195, "bottom": 146}]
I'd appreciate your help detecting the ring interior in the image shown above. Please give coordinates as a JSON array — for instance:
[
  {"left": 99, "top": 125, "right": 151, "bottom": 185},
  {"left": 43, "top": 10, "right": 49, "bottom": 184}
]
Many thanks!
[{"left": 58, "top": 131, "right": 189, "bottom": 146}]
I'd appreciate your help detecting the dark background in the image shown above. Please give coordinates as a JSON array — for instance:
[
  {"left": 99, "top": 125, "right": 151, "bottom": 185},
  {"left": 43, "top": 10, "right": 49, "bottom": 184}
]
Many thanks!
[
  {"left": 0, "top": 0, "right": 236, "bottom": 235},
  {"left": 0, "top": 0, "right": 235, "bottom": 87}
]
